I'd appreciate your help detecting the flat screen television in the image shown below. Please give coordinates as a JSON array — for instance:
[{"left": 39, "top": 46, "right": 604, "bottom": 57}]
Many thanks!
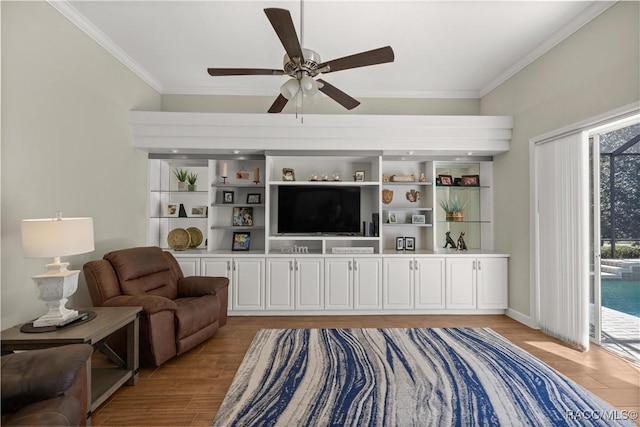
[{"left": 278, "top": 185, "right": 361, "bottom": 234}]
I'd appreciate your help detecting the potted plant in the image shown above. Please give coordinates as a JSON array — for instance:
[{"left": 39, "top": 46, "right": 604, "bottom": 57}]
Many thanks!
[
  {"left": 439, "top": 196, "right": 469, "bottom": 222},
  {"left": 174, "top": 168, "right": 189, "bottom": 191},
  {"left": 187, "top": 172, "right": 198, "bottom": 191}
]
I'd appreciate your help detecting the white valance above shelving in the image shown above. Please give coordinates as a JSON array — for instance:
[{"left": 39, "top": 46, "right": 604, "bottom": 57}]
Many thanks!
[{"left": 130, "top": 112, "right": 512, "bottom": 157}]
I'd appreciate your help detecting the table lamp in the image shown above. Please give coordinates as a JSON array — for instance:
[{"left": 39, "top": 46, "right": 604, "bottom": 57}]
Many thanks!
[{"left": 21, "top": 212, "right": 94, "bottom": 327}]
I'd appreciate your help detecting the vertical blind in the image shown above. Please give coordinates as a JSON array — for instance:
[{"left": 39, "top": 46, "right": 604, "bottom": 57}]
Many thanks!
[{"left": 535, "top": 131, "right": 590, "bottom": 351}]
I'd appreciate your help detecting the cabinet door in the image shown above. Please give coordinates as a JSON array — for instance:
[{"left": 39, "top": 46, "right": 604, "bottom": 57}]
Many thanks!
[
  {"left": 354, "top": 258, "right": 382, "bottom": 310},
  {"left": 414, "top": 257, "right": 445, "bottom": 309},
  {"left": 233, "top": 258, "right": 265, "bottom": 310},
  {"left": 266, "top": 258, "right": 294, "bottom": 310},
  {"left": 446, "top": 258, "right": 476, "bottom": 309},
  {"left": 324, "top": 258, "right": 353, "bottom": 310},
  {"left": 201, "top": 258, "right": 232, "bottom": 310},
  {"left": 296, "top": 258, "right": 324, "bottom": 310},
  {"left": 176, "top": 258, "right": 200, "bottom": 276},
  {"left": 383, "top": 258, "right": 413, "bottom": 309},
  {"left": 477, "top": 257, "right": 508, "bottom": 309}
]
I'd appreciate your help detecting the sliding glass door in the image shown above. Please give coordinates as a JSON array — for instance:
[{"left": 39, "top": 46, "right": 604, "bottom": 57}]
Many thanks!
[{"left": 589, "top": 135, "right": 602, "bottom": 344}]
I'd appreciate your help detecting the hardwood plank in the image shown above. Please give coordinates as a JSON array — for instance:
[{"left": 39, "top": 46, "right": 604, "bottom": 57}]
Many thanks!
[{"left": 91, "top": 315, "right": 640, "bottom": 426}]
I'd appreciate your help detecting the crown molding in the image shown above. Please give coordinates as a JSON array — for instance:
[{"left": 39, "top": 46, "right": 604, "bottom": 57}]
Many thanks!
[
  {"left": 479, "top": 1, "right": 616, "bottom": 97},
  {"left": 48, "top": 1, "right": 164, "bottom": 93}
]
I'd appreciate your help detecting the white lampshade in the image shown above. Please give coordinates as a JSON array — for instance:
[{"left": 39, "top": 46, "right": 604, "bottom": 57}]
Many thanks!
[
  {"left": 280, "top": 78, "right": 300, "bottom": 100},
  {"left": 22, "top": 217, "right": 94, "bottom": 259},
  {"left": 300, "top": 76, "right": 319, "bottom": 97}
]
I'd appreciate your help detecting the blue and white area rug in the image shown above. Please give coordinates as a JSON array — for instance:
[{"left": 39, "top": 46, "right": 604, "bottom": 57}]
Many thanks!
[{"left": 212, "top": 328, "right": 635, "bottom": 426}]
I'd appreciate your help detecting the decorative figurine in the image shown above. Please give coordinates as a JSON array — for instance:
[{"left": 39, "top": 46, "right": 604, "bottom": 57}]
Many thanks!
[
  {"left": 443, "top": 231, "right": 456, "bottom": 249},
  {"left": 405, "top": 189, "right": 420, "bottom": 202},
  {"left": 457, "top": 232, "right": 468, "bottom": 251},
  {"left": 382, "top": 189, "right": 394, "bottom": 204},
  {"left": 382, "top": 174, "right": 390, "bottom": 182},
  {"left": 419, "top": 172, "right": 426, "bottom": 182}
]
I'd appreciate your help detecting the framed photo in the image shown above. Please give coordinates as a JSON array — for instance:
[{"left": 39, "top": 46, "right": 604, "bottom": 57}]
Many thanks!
[
  {"left": 354, "top": 170, "right": 366, "bottom": 182},
  {"left": 438, "top": 174, "right": 453, "bottom": 186},
  {"left": 405, "top": 237, "right": 416, "bottom": 251},
  {"left": 232, "top": 232, "right": 251, "bottom": 251},
  {"left": 166, "top": 204, "right": 178, "bottom": 217},
  {"left": 396, "top": 237, "right": 405, "bottom": 251},
  {"left": 388, "top": 212, "right": 397, "bottom": 224},
  {"left": 247, "top": 193, "right": 262, "bottom": 204},
  {"left": 233, "top": 207, "right": 254, "bottom": 226},
  {"left": 190, "top": 206, "right": 207, "bottom": 217},
  {"left": 223, "top": 191, "right": 234, "bottom": 204},
  {"left": 282, "top": 168, "right": 295, "bottom": 181},
  {"left": 412, "top": 214, "right": 426, "bottom": 224},
  {"left": 461, "top": 175, "right": 480, "bottom": 186}
]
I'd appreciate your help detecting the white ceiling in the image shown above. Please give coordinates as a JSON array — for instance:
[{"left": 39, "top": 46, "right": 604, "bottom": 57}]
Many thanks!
[{"left": 54, "top": 1, "right": 611, "bottom": 99}]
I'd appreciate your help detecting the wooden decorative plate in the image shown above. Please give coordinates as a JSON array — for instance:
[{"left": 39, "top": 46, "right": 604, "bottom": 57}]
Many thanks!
[
  {"left": 167, "top": 228, "right": 190, "bottom": 251},
  {"left": 186, "top": 227, "right": 203, "bottom": 248}
]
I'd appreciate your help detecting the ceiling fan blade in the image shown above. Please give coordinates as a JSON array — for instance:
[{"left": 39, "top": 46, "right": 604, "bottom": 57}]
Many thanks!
[
  {"left": 316, "top": 79, "right": 360, "bottom": 110},
  {"left": 318, "top": 46, "right": 395, "bottom": 73},
  {"left": 268, "top": 94, "right": 289, "bottom": 113},
  {"left": 264, "top": 8, "right": 304, "bottom": 64},
  {"left": 208, "top": 68, "right": 285, "bottom": 76}
]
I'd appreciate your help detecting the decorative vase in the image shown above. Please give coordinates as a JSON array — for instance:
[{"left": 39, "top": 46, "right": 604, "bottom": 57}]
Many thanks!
[
  {"left": 178, "top": 182, "right": 187, "bottom": 191},
  {"left": 446, "top": 212, "right": 454, "bottom": 221},
  {"left": 188, "top": 184, "right": 196, "bottom": 192},
  {"left": 452, "top": 211, "right": 464, "bottom": 222}
]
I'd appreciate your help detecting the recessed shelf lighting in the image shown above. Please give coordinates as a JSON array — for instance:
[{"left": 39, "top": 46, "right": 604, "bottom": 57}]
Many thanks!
[
  {"left": 170, "top": 149, "right": 179, "bottom": 153},
  {"left": 233, "top": 150, "right": 241, "bottom": 154}
]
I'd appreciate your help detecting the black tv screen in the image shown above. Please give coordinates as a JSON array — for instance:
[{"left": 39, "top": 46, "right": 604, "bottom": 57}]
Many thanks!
[{"left": 278, "top": 186, "right": 361, "bottom": 234}]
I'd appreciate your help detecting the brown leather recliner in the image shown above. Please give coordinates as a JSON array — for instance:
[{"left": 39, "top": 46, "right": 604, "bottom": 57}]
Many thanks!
[
  {"left": 83, "top": 246, "right": 229, "bottom": 367},
  {"left": 1, "top": 344, "right": 93, "bottom": 426}
]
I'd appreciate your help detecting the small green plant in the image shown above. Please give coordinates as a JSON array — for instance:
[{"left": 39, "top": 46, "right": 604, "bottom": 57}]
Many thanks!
[
  {"left": 187, "top": 172, "right": 198, "bottom": 185},
  {"left": 174, "top": 168, "right": 189, "bottom": 182},
  {"left": 439, "top": 196, "right": 469, "bottom": 212}
]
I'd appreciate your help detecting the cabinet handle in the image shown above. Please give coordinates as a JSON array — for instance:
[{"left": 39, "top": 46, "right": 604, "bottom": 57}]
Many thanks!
[
  {"left": 226, "top": 261, "right": 231, "bottom": 272},
  {"left": 478, "top": 260, "right": 481, "bottom": 270},
  {"left": 473, "top": 260, "right": 476, "bottom": 270},
  {"left": 409, "top": 260, "right": 413, "bottom": 270},
  {"left": 349, "top": 261, "right": 352, "bottom": 271},
  {"left": 354, "top": 260, "right": 358, "bottom": 271},
  {"left": 415, "top": 261, "right": 419, "bottom": 270},
  {"left": 295, "top": 260, "right": 299, "bottom": 271},
  {"left": 233, "top": 261, "right": 236, "bottom": 271},
  {"left": 289, "top": 261, "right": 293, "bottom": 271}
]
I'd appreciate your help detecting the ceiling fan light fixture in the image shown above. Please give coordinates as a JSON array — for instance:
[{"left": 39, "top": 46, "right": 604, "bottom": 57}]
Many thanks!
[
  {"left": 280, "top": 78, "right": 300, "bottom": 100},
  {"left": 300, "top": 75, "right": 318, "bottom": 96}
]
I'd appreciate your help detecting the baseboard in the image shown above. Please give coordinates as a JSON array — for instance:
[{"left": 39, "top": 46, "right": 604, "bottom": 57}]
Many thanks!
[{"left": 506, "top": 308, "right": 539, "bottom": 329}]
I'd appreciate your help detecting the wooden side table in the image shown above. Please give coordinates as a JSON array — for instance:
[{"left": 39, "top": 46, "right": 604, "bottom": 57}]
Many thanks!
[{"left": 1, "top": 306, "right": 141, "bottom": 421}]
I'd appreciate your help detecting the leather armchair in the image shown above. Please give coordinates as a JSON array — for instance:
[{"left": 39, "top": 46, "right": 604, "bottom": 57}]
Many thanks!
[
  {"left": 1, "top": 344, "right": 93, "bottom": 426},
  {"left": 83, "top": 246, "right": 229, "bottom": 367}
]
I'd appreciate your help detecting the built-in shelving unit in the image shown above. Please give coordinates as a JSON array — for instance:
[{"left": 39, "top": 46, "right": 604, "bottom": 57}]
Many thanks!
[{"left": 140, "top": 112, "right": 511, "bottom": 316}]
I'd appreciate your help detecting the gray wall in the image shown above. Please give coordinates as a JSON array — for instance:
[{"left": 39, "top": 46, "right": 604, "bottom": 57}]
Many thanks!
[
  {"left": 481, "top": 1, "right": 640, "bottom": 321},
  {"left": 1, "top": 2, "right": 161, "bottom": 326}
]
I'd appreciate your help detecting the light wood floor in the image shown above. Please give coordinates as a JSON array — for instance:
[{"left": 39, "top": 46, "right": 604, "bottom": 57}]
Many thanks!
[{"left": 91, "top": 315, "right": 640, "bottom": 426}]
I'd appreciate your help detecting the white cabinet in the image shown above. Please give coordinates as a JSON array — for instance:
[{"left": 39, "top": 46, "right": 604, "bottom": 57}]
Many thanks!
[
  {"left": 383, "top": 258, "right": 414, "bottom": 309},
  {"left": 383, "top": 257, "right": 445, "bottom": 309},
  {"left": 203, "top": 257, "right": 265, "bottom": 311},
  {"left": 266, "top": 258, "right": 324, "bottom": 311},
  {"left": 414, "top": 257, "right": 446, "bottom": 309},
  {"left": 477, "top": 257, "right": 508, "bottom": 309},
  {"left": 325, "top": 258, "right": 382, "bottom": 310},
  {"left": 445, "top": 257, "right": 507, "bottom": 309},
  {"left": 177, "top": 258, "right": 200, "bottom": 276}
]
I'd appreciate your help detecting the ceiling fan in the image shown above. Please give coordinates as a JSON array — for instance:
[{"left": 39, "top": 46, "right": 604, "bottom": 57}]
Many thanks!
[{"left": 207, "top": 8, "right": 394, "bottom": 113}]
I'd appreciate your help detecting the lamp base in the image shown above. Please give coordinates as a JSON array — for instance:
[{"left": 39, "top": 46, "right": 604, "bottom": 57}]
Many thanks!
[{"left": 31, "top": 263, "right": 80, "bottom": 327}]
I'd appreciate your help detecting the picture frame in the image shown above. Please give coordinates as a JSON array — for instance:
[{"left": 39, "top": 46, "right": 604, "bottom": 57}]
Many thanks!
[
  {"left": 190, "top": 206, "right": 207, "bottom": 217},
  {"left": 396, "top": 237, "right": 405, "bottom": 251},
  {"left": 411, "top": 214, "right": 426, "bottom": 224},
  {"left": 388, "top": 212, "right": 397, "bottom": 224},
  {"left": 232, "top": 232, "right": 251, "bottom": 251},
  {"left": 354, "top": 170, "right": 366, "bottom": 182},
  {"left": 222, "top": 191, "right": 234, "bottom": 204},
  {"left": 405, "top": 237, "right": 416, "bottom": 251},
  {"left": 438, "top": 174, "right": 453, "bottom": 186},
  {"left": 166, "top": 204, "right": 178, "bottom": 217},
  {"left": 282, "top": 168, "right": 295, "bottom": 181},
  {"left": 461, "top": 175, "right": 480, "bottom": 186},
  {"left": 233, "top": 207, "right": 254, "bottom": 226},
  {"left": 246, "top": 193, "right": 262, "bottom": 204}
]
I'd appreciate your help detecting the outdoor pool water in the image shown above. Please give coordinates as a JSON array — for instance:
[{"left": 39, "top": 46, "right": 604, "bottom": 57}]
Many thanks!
[{"left": 602, "top": 280, "right": 640, "bottom": 317}]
